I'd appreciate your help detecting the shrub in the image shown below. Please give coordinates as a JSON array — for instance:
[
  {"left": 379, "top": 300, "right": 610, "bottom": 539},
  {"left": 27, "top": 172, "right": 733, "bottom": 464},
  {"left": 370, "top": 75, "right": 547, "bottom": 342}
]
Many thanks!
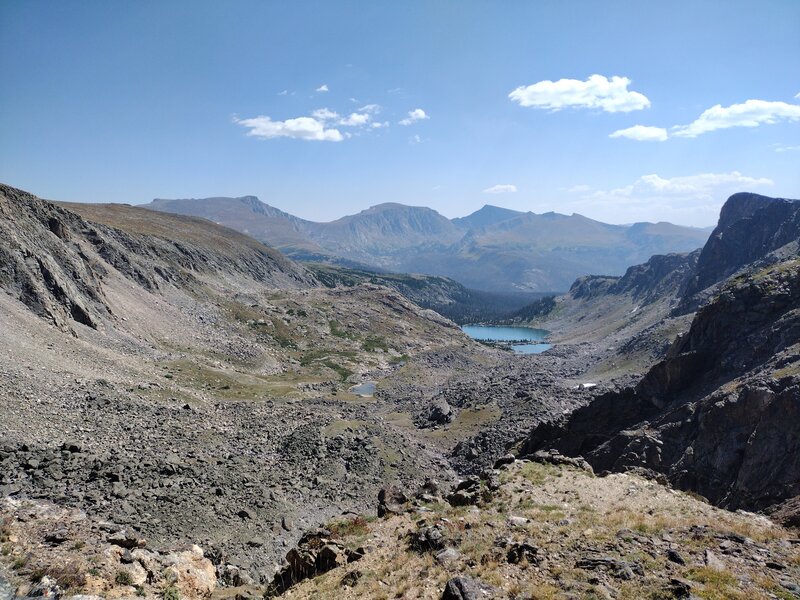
[{"left": 115, "top": 570, "right": 134, "bottom": 585}]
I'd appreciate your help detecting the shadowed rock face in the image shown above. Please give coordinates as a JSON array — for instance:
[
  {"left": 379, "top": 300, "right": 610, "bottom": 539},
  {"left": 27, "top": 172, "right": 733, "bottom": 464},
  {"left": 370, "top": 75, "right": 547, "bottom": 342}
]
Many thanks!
[
  {"left": 685, "top": 192, "right": 800, "bottom": 297},
  {"left": 520, "top": 192, "right": 800, "bottom": 513}
]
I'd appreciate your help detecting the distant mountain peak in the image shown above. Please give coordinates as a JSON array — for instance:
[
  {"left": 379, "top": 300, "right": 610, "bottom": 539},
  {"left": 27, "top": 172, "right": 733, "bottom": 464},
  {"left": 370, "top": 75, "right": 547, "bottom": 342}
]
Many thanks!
[{"left": 452, "top": 204, "right": 524, "bottom": 230}]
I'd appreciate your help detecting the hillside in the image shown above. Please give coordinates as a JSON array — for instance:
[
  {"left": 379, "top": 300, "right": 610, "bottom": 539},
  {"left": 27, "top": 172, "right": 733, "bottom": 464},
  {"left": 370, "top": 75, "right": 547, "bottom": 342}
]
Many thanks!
[
  {"left": 0, "top": 184, "right": 494, "bottom": 590},
  {"left": 306, "top": 263, "right": 546, "bottom": 324},
  {"left": 145, "top": 196, "right": 334, "bottom": 261},
  {"left": 139, "top": 196, "right": 710, "bottom": 293}
]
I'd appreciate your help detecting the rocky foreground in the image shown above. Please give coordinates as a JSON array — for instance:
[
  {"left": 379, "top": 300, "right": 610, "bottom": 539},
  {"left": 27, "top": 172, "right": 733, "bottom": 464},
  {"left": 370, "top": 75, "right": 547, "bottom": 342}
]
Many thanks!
[{"left": 3, "top": 455, "right": 799, "bottom": 599}]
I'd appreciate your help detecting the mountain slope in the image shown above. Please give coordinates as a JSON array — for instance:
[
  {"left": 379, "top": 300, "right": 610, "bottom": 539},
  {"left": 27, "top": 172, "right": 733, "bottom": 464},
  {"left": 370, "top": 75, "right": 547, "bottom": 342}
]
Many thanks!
[
  {"left": 1, "top": 185, "right": 313, "bottom": 332},
  {"left": 300, "top": 202, "right": 463, "bottom": 266},
  {"left": 0, "top": 183, "right": 482, "bottom": 580},
  {"left": 143, "top": 196, "right": 333, "bottom": 260},
  {"left": 450, "top": 204, "right": 523, "bottom": 229},
  {"left": 685, "top": 191, "right": 800, "bottom": 297},
  {"left": 306, "top": 263, "right": 545, "bottom": 324}
]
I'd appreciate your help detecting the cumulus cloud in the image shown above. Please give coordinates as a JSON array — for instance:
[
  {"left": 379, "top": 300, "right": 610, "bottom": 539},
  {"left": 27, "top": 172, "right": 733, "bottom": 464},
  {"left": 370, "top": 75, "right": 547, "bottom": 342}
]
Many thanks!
[
  {"left": 509, "top": 75, "right": 650, "bottom": 113},
  {"left": 483, "top": 184, "right": 518, "bottom": 194},
  {"left": 371, "top": 121, "right": 389, "bottom": 129},
  {"left": 234, "top": 115, "right": 343, "bottom": 142},
  {"left": 315, "top": 84, "right": 329, "bottom": 92},
  {"left": 399, "top": 108, "right": 429, "bottom": 125},
  {"left": 237, "top": 103, "right": 384, "bottom": 141},
  {"left": 570, "top": 171, "right": 774, "bottom": 225},
  {"left": 672, "top": 99, "right": 800, "bottom": 137},
  {"left": 609, "top": 125, "right": 668, "bottom": 142},
  {"left": 337, "top": 112, "right": 369, "bottom": 127}
]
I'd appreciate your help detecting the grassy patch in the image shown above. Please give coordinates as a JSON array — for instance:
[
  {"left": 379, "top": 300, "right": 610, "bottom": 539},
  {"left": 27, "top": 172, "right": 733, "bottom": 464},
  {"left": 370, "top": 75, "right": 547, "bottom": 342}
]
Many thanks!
[
  {"left": 327, "top": 515, "right": 370, "bottom": 538},
  {"left": 686, "top": 566, "right": 745, "bottom": 600},
  {"left": 329, "top": 320, "right": 357, "bottom": 340},
  {"left": 361, "top": 335, "right": 390, "bottom": 352}
]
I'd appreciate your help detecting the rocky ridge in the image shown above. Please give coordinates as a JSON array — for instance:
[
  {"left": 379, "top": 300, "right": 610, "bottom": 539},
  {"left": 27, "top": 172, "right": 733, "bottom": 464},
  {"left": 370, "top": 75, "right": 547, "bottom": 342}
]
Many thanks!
[{"left": 521, "top": 193, "right": 800, "bottom": 517}]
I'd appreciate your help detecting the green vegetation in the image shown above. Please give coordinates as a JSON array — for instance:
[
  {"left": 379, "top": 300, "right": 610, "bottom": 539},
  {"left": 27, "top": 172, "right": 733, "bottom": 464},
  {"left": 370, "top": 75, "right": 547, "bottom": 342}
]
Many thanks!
[
  {"left": 163, "top": 586, "right": 181, "bottom": 600},
  {"left": 361, "top": 335, "right": 390, "bottom": 352},
  {"left": 326, "top": 515, "right": 370, "bottom": 538},
  {"left": 502, "top": 295, "right": 556, "bottom": 323},
  {"left": 115, "top": 570, "right": 134, "bottom": 585},
  {"left": 686, "top": 567, "right": 744, "bottom": 600},
  {"left": 329, "top": 319, "right": 355, "bottom": 339}
]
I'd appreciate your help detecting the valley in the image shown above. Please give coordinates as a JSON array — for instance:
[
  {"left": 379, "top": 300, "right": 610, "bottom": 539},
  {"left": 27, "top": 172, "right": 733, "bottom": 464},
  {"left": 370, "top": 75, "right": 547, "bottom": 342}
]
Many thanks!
[{"left": 0, "top": 185, "right": 798, "bottom": 600}]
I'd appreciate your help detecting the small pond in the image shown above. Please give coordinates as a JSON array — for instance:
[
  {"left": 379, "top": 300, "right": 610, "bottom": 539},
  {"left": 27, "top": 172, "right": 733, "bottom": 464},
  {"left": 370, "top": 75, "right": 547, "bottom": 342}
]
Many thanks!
[
  {"left": 349, "top": 381, "right": 377, "bottom": 397},
  {"left": 461, "top": 325, "right": 552, "bottom": 354}
]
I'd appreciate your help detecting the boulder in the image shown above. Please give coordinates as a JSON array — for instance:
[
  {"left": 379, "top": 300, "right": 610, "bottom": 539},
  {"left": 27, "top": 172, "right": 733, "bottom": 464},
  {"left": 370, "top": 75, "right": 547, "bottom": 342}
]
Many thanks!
[
  {"left": 377, "top": 485, "right": 408, "bottom": 517},
  {"left": 441, "top": 575, "right": 498, "bottom": 599},
  {"left": 428, "top": 397, "right": 454, "bottom": 425}
]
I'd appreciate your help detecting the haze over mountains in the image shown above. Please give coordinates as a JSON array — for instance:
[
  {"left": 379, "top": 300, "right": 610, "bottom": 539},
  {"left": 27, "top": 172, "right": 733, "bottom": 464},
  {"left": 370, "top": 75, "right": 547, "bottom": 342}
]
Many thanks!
[{"left": 142, "top": 196, "right": 711, "bottom": 292}]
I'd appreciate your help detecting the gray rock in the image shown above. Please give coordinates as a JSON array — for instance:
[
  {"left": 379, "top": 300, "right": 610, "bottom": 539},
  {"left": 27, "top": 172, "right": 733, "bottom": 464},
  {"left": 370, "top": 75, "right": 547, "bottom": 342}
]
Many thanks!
[{"left": 441, "top": 575, "right": 498, "bottom": 600}]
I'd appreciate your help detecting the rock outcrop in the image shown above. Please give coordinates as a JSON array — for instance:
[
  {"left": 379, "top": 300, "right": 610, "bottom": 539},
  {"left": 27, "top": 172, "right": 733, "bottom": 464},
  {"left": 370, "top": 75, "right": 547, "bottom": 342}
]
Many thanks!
[
  {"left": 520, "top": 193, "right": 800, "bottom": 513},
  {"left": 684, "top": 192, "right": 800, "bottom": 298}
]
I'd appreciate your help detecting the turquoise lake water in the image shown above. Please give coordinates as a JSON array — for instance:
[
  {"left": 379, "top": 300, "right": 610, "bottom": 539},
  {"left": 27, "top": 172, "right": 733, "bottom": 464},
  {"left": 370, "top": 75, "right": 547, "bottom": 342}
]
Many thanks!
[{"left": 461, "top": 325, "right": 552, "bottom": 354}]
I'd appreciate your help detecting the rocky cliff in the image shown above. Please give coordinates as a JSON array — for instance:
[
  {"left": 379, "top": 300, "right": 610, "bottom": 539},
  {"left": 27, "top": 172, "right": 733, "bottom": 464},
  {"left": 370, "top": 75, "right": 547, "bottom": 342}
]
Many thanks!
[
  {"left": 684, "top": 192, "right": 800, "bottom": 298},
  {"left": 520, "top": 193, "right": 800, "bottom": 513}
]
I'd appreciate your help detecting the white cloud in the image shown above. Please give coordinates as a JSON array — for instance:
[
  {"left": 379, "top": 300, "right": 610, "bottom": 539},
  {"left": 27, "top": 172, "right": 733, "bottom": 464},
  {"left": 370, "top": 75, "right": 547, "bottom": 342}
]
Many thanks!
[
  {"left": 483, "top": 184, "right": 518, "bottom": 194},
  {"left": 371, "top": 121, "right": 389, "bottom": 129},
  {"left": 571, "top": 171, "right": 774, "bottom": 225},
  {"left": 409, "top": 134, "right": 422, "bottom": 144},
  {"left": 509, "top": 75, "right": 650, "bottom": 113},
  {"left": 234, "top": 115, "right": 343, "bottom": 142},
  {"left": 672, "top": 99, "right": 800, "bottom": 137},
  {"left": 358, "top": 104, "right": 381, "bottom": 114},
  {"left": 399, "top": 108, "right": 429, "bottom": 125},
  {"left": 312, "top": 107, "right": 339, "bottom": 121},
  {"left": 775, "top": 144, "right": 800, "bottom": 152},
  {"left": 339, "top": 112, "right": 371, "bottom": 127},
  {"left": 278, "top": 90, "right": 288, "bottom": 96},
  {"left": 609, "top": 125, "right": 669, "bottom": 142},
  {"left": 315, "top": 84, "right": 329, "bottom": 92}
]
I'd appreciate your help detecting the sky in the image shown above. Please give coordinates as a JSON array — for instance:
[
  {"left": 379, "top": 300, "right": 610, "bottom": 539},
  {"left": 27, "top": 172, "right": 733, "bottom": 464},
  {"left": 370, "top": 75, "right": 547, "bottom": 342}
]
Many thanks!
[{"left": 1, "top": 0, "right": 799, "bottom": 227}]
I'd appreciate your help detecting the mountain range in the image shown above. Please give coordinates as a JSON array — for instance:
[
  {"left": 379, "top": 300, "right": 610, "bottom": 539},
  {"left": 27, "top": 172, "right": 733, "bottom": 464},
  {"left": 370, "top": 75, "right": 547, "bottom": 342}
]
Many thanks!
[{"left": 142, "top": 196, "right": 711, "bottom": 292}]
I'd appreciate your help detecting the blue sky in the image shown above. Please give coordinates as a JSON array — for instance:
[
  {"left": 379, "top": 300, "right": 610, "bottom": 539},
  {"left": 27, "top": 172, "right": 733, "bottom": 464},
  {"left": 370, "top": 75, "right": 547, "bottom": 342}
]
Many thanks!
[{"left": 1, "top": 0, "right": 798, "bottom": 226}]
